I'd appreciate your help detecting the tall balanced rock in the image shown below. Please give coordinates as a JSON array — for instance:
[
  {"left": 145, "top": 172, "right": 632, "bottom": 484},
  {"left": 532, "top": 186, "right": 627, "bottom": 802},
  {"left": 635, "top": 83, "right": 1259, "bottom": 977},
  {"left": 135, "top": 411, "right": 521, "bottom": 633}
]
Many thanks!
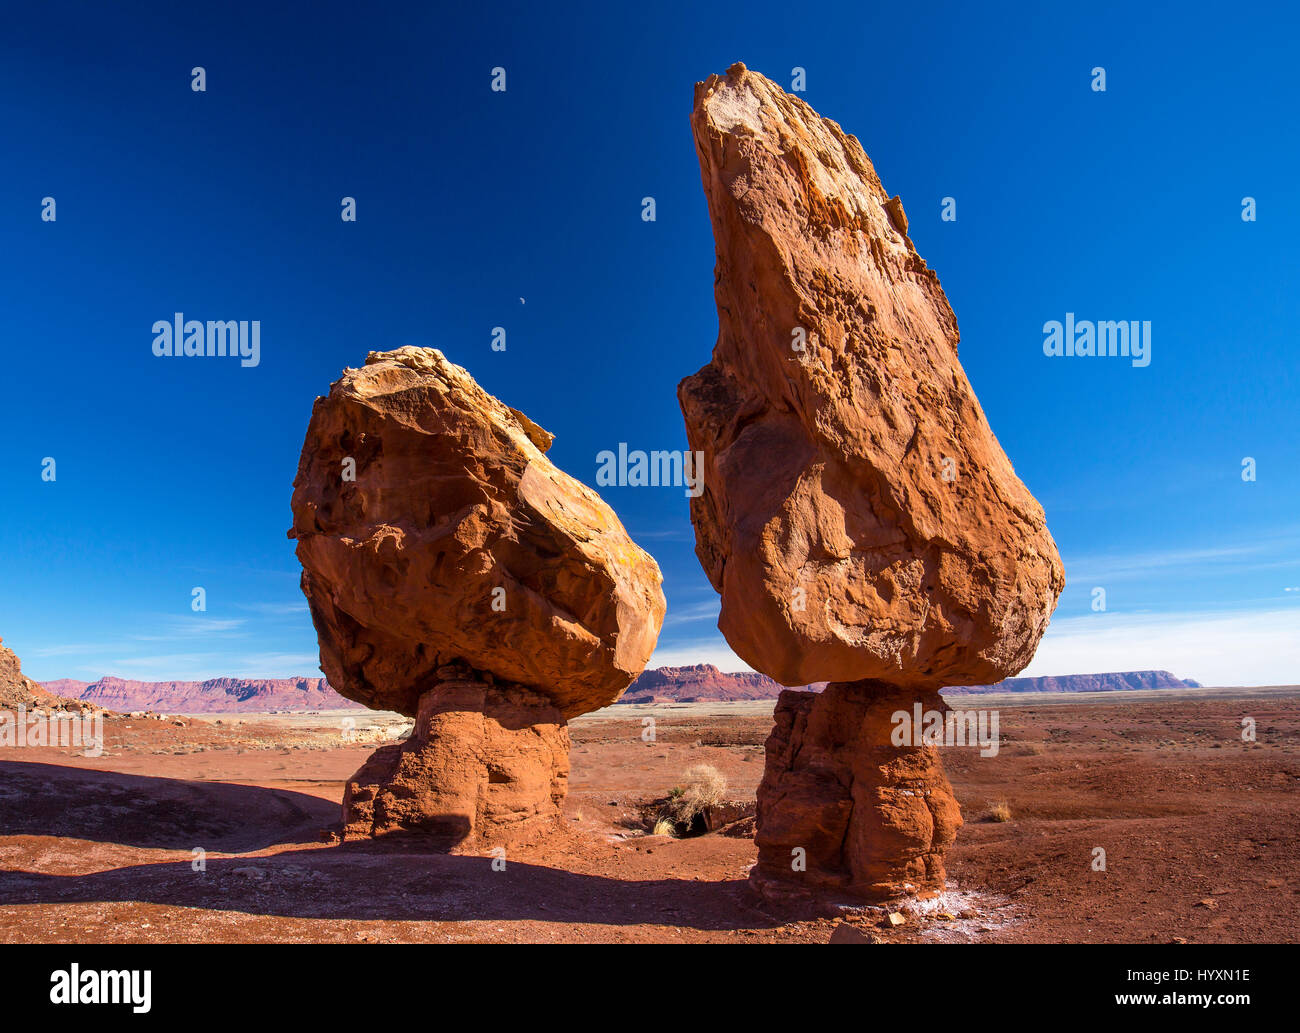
[
  {"left": 290, "top": 347, "right": 665, "bottom": 845},
  {"left": 679, "top": 65, "right": 1063, "bottom": 900}
]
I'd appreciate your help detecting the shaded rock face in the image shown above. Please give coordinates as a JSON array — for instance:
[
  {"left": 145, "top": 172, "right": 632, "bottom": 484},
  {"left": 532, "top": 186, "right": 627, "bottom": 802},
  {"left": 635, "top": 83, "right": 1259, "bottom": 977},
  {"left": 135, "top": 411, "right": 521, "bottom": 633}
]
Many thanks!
[
  {"left": 753, "top": 684, "right": 961, "bottom": 901},
  {"left": 291, "top": 348, "right": 665, "bottom": 843},
  {"left": 680, "top": 65, "right": 1063, "bottom": 900}
]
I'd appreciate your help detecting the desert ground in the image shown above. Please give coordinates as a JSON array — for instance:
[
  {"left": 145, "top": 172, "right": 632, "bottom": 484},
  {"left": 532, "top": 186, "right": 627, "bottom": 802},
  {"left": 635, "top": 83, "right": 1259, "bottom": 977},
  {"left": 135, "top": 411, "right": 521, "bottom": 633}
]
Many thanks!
[{"left": 1, "top": 688, "right": 1296, "bottom": 943}]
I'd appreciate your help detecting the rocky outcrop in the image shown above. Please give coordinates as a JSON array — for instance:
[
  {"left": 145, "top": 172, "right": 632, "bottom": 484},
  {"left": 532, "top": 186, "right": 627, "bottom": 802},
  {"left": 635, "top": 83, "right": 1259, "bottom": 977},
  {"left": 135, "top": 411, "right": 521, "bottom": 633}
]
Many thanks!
[
  {"left": 0, "top": 638, "right": 61, "bottom": 711},
  {"left": 679, "top": 65, "right": 1064, "bottom": 900},
  {"left": 0, "top": 638, "right": 93, "bottom": 713},
  {"left": 290, "top": 347, "right": 665, "bottom": 845}
]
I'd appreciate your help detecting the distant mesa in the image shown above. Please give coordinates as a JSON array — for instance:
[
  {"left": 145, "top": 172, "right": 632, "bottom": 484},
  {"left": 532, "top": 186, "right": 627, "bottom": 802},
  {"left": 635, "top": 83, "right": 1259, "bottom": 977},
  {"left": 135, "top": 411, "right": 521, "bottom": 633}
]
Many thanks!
[
  {"left": 947, "top": 670, "right": 1200, "bottom": 694},
  {"left": 37, "top": 675, "right": 349, "bottom": 713},
  {"left": 619, "top": 664, "right": 813, "bottom": 704},
  {"left": 618, "top": 666, "right": 1198, "bottom": 703},
  {"left": 36, "top": 668, "right": 1201, "bottom": 711}
]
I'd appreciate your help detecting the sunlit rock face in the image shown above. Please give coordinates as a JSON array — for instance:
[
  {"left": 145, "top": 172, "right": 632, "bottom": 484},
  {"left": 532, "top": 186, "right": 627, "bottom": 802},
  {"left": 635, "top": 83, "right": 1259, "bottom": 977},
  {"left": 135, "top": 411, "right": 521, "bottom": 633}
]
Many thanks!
[{"left": 680, "top": 65, "right": 1063, "bottom": 899}]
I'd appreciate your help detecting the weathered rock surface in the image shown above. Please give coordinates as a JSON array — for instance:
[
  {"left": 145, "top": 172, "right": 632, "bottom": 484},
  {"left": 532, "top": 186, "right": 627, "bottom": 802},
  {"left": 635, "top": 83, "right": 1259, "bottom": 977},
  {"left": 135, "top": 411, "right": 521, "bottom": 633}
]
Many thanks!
[
  {"left": 680, "top": 65, "right": 1063, "bottom": 901},
  {"left": 343, "top": 665, "right": 569, "bottom": 844},
  {"left": 679, "top": 64, "right": 1064, "bottom": 690},
  {"left": 753, "top": 683, "right": 961, "bottom": 900},
  {"left": 290, "top": 346, "right": 665, "bottom": 721},
  {"left": 290, "top": 347, "right": 664, "bottom": 843}
]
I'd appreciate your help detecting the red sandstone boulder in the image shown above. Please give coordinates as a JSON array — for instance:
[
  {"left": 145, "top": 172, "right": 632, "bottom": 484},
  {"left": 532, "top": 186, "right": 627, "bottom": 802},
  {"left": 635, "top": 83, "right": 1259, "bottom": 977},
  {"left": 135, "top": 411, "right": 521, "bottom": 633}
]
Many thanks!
[
  {"left": 290, "top": 347, "right": 666, "bottom": 720},
  {"left": 679, "top": 65, "right": 1063, "bottom": 901},
  {"left": 679, "top": 64, "right": 1064, "bottom": 690}
]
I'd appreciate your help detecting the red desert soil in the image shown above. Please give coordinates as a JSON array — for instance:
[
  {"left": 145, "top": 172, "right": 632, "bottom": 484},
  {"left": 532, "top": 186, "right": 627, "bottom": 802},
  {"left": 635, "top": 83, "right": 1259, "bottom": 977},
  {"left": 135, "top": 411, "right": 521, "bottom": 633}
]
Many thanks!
[{"left": 0, "top": 690, "right": 1296, "bottom": 943}]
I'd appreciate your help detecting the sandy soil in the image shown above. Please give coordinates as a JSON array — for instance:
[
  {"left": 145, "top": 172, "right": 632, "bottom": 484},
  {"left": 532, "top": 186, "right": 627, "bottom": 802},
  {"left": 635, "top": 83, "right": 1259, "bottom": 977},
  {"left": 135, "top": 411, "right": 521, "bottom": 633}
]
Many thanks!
[{"left": 0, "top": 689, "right": 1296, "bottom": 943}]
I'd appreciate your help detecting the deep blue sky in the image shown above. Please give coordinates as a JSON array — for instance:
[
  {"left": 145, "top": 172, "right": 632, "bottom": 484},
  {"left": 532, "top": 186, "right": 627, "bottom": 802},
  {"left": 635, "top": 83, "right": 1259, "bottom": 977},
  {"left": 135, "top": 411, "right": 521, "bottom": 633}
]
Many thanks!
[{"left": 1, "top": 1, "right": 1296, "bottom": 686}]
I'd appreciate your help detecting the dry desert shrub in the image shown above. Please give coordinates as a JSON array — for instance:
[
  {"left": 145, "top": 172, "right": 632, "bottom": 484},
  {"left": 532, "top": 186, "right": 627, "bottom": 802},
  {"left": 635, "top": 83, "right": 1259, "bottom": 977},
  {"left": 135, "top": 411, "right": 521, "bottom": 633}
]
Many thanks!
[
  {"left": 651, "top": 764, "right": 729, "bottom": 836},
  {"left": 989, "top": 799, "right": 1013, "bottom": 822},
  {"left": 670, "top": 764, "right": 727, "bottom": 823}
]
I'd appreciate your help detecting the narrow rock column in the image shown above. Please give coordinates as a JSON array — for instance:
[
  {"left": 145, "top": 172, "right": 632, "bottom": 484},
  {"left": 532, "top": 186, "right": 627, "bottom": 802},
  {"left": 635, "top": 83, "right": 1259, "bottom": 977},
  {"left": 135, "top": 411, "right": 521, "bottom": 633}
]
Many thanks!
[
  {"left": 343, "top": 665, "right": 569, "bottom": 848},
  {"left": 751, "top": 682, "right": 962, "bottom": 902}
]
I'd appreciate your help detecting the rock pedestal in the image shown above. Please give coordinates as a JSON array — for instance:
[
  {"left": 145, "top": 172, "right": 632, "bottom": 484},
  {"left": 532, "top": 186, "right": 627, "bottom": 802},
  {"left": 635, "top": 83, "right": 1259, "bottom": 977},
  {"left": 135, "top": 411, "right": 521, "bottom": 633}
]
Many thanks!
[
  {"left": 752, "top": 682, "right": 961, "bottom": 901},
  {"left": 343, "top": 666, "right": 568, "bottom": 847}
]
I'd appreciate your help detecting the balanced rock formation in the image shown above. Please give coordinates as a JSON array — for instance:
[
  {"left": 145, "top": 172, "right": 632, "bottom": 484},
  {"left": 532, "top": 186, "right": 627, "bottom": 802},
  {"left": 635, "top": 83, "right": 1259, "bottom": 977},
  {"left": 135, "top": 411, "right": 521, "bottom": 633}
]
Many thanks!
[
  {"left": 290, "top": 347, "right": 665, "bottom": 845},
  {"left": 679, "top": 65, "right": 1064, "bottom": 900}
]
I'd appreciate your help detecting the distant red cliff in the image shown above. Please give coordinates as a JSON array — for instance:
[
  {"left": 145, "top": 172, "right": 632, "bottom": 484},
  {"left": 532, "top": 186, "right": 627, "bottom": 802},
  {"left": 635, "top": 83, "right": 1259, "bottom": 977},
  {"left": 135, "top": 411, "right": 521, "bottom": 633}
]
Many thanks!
[
  {"left": 616, "top": 665, "right": 1199, "bottom": 703},
  {"left": 617, "top": 664, "right": 822, "bottom": 703},
  {"left": 40, "top": 675, "right": 350, "bottom": 713},
  {"left": 37, "top": 667, "right": 1201, "bottom": 712}
]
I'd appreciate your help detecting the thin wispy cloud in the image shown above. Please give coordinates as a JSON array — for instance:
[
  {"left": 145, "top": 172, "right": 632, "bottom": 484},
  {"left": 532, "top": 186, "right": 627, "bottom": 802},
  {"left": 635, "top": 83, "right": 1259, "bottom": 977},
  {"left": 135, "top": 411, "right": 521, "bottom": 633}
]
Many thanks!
[
  {"left": 130, "top": 616, "right": 248, "bottom": 642},
  {"left": 662, "top": 600, "right": 721, "bottom": 626},
  {"left": 1064, "top": 538, "right": 1300, "bottom": 583},
  {"left": 237, "top": 602, "right": 309, "bottom": 616}
]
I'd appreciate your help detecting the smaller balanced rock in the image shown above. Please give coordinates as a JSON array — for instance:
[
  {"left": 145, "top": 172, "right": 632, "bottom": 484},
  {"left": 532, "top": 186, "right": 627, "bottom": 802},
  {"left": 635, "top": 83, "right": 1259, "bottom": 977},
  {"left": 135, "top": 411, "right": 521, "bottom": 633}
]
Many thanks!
[{"left": 290, "top": 347, "right": 665, "bottom": 846}]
